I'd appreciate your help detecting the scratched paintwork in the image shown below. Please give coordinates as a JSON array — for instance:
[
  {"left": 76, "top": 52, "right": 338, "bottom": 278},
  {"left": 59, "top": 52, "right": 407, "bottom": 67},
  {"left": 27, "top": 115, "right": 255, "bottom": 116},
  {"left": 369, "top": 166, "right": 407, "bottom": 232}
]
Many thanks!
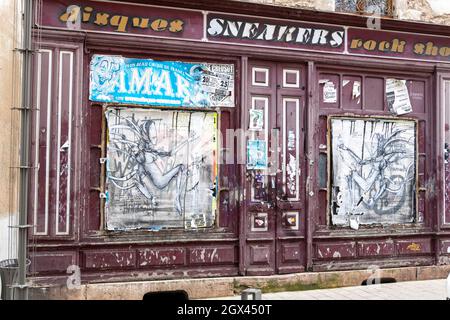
[
  {"left": 397, "top": 240, "right": 431, "bottom": 255},
  {"left": 189, "top": 247, "right": 237, "bottom": 265},
  {"left": 250, "top": 245, "right": 272, "bottom": 265},
  {"left": 84, "top": 251, "right": 136, "bottom": 269},
  {"left": 357, "top": 240, "right": 395, "bottom": 257},
  {"left": 441, "top": 240, "right": 450, "bottom": 255},
  {"left": 314, "top": 239, "right": 433, "bottom": 260},
  {"left": 316, "top": 242, "right": 357, "bottom": 260},
  {"left": 138, "top": 248, "right": 185, "bottom": 267},
  {"left": 281, "top": 243, "right": 303, "bottom": 263}
]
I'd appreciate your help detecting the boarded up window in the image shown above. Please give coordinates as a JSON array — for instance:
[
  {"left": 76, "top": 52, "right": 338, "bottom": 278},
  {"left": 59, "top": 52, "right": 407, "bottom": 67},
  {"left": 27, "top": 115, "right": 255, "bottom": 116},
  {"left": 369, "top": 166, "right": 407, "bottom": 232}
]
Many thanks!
[
  {"left": 105, "top": 108, "right": 218, "bottom": 230},
  {"left": 330, "top": 117, "right": 416, "bottom": 226}
]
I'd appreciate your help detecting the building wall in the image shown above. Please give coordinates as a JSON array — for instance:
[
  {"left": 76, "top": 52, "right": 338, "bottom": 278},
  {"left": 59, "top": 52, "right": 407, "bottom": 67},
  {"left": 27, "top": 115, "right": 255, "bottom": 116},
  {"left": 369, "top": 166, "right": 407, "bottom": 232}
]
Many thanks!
[
  {"left": 24, "top": 0, "right": 450, "bottom": 292},
  {"left": 397, "top": 0, "right": 450, "bottom": 25},
  {"left": 236, "top": 0, "right": 450, "bottom": 25},
  {"left": 0, "top": 0, "right": 21, "bottom": 263}
]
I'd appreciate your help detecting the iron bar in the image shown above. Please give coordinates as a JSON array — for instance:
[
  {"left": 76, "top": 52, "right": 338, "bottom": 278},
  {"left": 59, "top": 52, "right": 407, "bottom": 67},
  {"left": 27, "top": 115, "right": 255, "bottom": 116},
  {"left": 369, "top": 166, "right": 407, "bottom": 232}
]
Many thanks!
[{"left": 16, "top": 0, "right": 33, "bottom": 300}]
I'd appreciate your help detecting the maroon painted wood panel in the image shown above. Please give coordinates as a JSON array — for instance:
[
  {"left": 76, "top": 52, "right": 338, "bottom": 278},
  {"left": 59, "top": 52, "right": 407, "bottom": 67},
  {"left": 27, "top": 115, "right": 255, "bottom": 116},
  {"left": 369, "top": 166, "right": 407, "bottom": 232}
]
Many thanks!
[
  {"left": 29, "top": 42, "right": 81, "bottom": 240},
  {"left": 446, "top": 162, "right": 450, "bottom": 224},
  {"left": 445, "top": 79, "right": 450, "bottom": 226},
  {"left": 243, "top": 60, "right": 307, "bottom": 275},
  {"left": 348, "top": 28, "right": 450, "bottom": 63},
  {"left": 312, "top": 65, "right": 436, "bottom": 266}
]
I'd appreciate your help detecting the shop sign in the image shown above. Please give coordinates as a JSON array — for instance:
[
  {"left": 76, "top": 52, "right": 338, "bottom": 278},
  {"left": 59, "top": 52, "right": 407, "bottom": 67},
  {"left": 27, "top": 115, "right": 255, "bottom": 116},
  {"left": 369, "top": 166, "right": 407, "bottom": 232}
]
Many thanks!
[
  {"left": 206, "top": 14, "right": 345, "bottom": 52},
  {"left": 89, "top": 55, "right": 235, "bottom": 108},
  {"left": 38, "top": 0, "right": 204, "bottom": 40},
  {"left": 39, "top": 0, "right": 450, "bottom": 64},
  {"left": 348, "top": 28, "right": 450, "bottom": 63}
]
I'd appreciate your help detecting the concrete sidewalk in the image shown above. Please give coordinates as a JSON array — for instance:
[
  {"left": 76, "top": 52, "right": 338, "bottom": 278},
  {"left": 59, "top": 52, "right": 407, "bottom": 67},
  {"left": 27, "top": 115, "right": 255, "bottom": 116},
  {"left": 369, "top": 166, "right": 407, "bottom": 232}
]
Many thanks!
[{"left": 208, "top": 279, "right": 448, "bottom": 300}]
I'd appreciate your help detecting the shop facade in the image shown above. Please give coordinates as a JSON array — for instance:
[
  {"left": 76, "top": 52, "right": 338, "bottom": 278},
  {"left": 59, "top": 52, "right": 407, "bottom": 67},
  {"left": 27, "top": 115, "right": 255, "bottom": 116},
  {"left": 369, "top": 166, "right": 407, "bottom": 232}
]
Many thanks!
[{"left": 28, "top": 0, "right": 450, "bottom": 287}]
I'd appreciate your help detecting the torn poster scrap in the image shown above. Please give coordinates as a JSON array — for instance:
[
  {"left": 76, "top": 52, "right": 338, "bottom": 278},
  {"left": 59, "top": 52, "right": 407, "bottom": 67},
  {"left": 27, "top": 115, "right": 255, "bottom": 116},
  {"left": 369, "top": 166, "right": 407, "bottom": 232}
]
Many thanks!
[
  {"left": 105, "top": 108, "right": 217, "bottom": 230},
  {"left": 251, "top": 212, "right": 268, "bottom": 231},
  {"left": 352, "top": 81, "right": 361, "bottom": 100},
  {"left": 323, "top": 81, "right": 337, "bottom": 103},
  {"left": 331, "top": 118, "right": 416, "bottom": 226},
  {"left": 386, "top": 79, "right": 412, "bottom": 115},
  {"left": 247, "top": 140, "right": 268, "bottom": 170},
  {"left": 90, "top": 55, "right": 234, "bottom": 108},
  {"left": 249, "top": 109, "right": 264, "bottom": 131}
]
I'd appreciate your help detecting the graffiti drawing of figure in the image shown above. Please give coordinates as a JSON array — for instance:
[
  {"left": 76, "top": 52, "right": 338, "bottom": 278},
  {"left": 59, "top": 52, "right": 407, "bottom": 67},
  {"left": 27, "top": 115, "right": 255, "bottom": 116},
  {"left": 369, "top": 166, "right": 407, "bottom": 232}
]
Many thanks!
[
  {"left": 105, "top": 109, "right": 217, "bottom": 230},
  {"left": 336, "top": 127, "right": 414, "bottom": 215},
  {"left": 108, "top": 113, "right": 199, "bottom": 216},
  {"left": 134, "top": 120, "right": 191, "bottom": 215},
  {"left": 90, "top": 56, "right": 122, "bottom": 100}
]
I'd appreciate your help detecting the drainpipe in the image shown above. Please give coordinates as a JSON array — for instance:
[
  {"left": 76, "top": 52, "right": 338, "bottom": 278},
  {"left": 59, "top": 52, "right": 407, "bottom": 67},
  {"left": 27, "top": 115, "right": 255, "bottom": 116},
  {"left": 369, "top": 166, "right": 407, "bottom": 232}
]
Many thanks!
[
  {"left": 15, "top": 0, "right": 33, "bottom": 300},
  {"left": 447, "top": 272, "right": 450, "bottom": 300}
]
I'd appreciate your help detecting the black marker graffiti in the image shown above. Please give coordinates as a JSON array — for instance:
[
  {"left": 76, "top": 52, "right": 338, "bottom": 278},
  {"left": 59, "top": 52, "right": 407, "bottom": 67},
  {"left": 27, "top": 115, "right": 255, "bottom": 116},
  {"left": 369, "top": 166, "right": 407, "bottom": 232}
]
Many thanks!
[
  {"left": 331, "top": 119, "right": 416, "bottom": 226},
  {"left": 105, "top": 108, "right": 217, "bottom": 230}
]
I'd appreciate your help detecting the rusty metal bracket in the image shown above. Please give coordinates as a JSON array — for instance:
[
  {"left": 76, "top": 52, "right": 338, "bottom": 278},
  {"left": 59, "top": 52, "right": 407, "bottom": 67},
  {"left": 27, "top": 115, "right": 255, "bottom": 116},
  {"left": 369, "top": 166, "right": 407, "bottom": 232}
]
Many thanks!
[
  {"left": 83, "top": 33, "right": 90, "bottom": 55},
  {"left": 10, "top": 165, "right": 37, "bottom": 169},
  {"left": 8, "top": 284, "right": 31, "bottom": 289},
  {"left": 8, "top": 224, "right": 34, "bottom": 229},
  {"left": 14, "top": 47, "right": 37, "bottom": 54},
  {"left": 10, "top": 106, "right": 38, "bottom": 111}
]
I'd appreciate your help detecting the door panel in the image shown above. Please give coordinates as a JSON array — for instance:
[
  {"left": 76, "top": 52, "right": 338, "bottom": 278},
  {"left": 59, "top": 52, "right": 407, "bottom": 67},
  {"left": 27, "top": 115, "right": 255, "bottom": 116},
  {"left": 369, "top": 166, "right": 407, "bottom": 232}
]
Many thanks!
[
  {"left": 275, "top": 64, "right": 306, "bottom": 274},
  {"left": 244, "top": 62, "right": 277, "bottom": 275},
  {"left": 243, "top": 61, "right": 306, "bottom": 275}
]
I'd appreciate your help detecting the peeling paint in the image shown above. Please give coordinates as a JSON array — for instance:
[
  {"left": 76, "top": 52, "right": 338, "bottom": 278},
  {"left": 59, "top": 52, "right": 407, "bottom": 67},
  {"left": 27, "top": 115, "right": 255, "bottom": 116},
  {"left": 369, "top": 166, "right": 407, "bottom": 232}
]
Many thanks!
[{"left": 407, "top": 243, "right": 421, "bottom": 252}]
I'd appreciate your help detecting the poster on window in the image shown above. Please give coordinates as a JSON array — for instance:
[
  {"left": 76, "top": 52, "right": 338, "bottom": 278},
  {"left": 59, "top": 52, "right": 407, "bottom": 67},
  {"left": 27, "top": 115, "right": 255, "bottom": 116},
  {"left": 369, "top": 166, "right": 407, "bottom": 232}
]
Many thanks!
[
  {"left": 330, "top": 118, "right": 416, "bottom": 226},
  {"left": 105, "top": 108, "right": 218, "bottom": 230},
  {"left": 386, "top": 79, "right": 412, "bottom": 115},
  {"left": 323, "top": 81, "right": 337, "bottom": 103},
  {"left": 90, "top": 55, "right": 234, "bottom": 108},
  {"left": 247, "top": 140, "right": 267, "bottom": 170},
  {"left": 249, "top": 109, "right": 264, "bottom": 131}
]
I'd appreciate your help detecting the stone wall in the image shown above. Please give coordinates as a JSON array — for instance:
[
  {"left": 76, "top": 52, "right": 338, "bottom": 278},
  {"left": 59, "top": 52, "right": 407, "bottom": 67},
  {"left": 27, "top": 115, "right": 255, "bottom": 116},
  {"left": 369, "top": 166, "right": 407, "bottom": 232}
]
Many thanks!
[
  {"left": 400, "top": 0, "right": 450, "bottom": 25},
  {"left": 234, "top": 0, "right": 450, "bottom": 25}
]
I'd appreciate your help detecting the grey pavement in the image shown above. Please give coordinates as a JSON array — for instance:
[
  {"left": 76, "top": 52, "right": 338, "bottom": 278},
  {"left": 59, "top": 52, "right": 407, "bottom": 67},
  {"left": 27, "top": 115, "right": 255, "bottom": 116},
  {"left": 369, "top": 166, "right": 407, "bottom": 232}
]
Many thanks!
[{"left": 206, "top": 279, "right": 448, "bottom": 300}]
